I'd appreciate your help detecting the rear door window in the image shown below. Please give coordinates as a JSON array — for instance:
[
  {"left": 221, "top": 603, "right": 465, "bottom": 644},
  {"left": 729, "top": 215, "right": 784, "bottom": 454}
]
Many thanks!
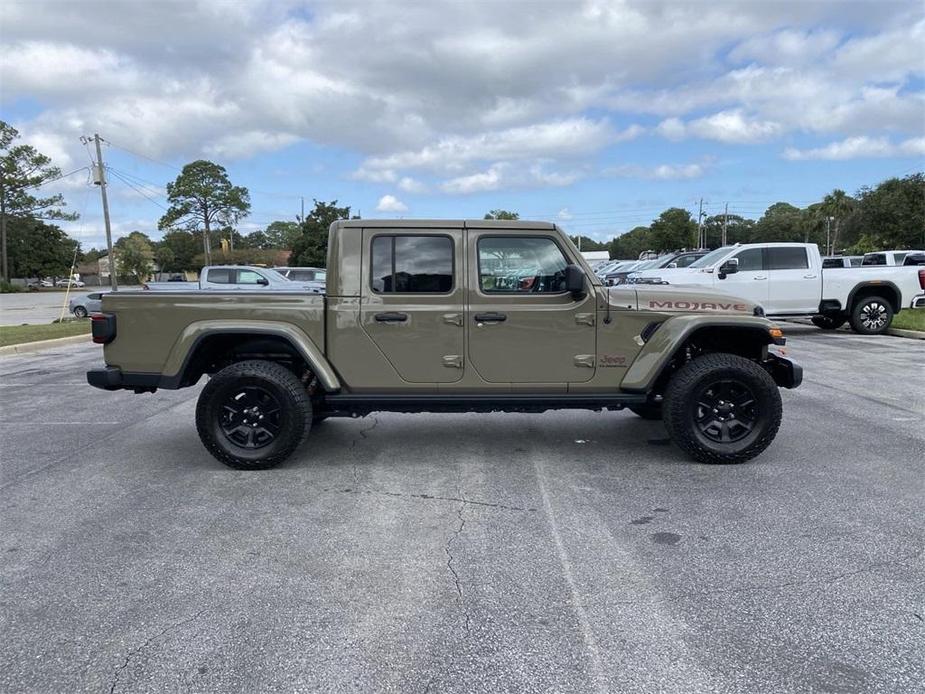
[
  {"left": 207, "top": 268, "right": 233, "bottom": 283},
  {"left": 371, "top": 235, "right": 453, "bottom": 293},
  {"left": 769, "top": 247, "right": 809, "bottom": 270},
  {"left": 862, "top": 254, "right": 886, "bottom": 266}
]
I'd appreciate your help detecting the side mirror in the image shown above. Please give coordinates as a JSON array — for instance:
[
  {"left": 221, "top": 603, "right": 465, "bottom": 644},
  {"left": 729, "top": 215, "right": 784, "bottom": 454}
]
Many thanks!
[
  {"left": 666, "top": 262, "right": 678, "bottom": 269},
  {"left": 565, "top": 264, "right": 585, "bottom": 297},
  {"left": 256, "top": 277, "right": 270, "bottom": 286},
  {"left": 717, "top": 257, "right": 739, "bottom": 280}
]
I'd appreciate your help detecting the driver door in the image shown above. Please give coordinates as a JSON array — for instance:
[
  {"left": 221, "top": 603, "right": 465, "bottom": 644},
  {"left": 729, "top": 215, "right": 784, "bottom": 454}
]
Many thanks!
[
  {"left": 467, "top": 232, "right": 596, "bottom": 384},
  {"left": 715, "top": 247, "right": 769, "bottom": 309}
]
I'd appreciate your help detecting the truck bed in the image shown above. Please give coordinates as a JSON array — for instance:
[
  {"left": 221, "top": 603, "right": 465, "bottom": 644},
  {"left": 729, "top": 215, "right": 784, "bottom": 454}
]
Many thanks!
[{"left": 100, "top": 291, "right": 326, "bottom": 377}]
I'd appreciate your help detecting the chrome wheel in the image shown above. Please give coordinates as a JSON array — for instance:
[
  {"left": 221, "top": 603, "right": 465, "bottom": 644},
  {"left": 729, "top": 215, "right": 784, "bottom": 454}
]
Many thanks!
[{"left": 860, "top": 302, "right": 888, "bottom": 332}]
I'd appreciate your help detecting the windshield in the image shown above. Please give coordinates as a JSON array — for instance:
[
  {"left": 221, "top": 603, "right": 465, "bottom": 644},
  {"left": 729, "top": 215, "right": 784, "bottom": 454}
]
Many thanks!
[{"left": 689, "top": 246, "right": 734, "bottom": 268}]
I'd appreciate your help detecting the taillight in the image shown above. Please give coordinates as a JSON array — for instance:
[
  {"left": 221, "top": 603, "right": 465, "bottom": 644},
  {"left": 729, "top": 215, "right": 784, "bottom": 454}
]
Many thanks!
[
  {"left": 919, "top": 268, "right": 925, "bottom": 290},
  {"left": 91, "top": 313, "right": 116, "bottom": 344}
]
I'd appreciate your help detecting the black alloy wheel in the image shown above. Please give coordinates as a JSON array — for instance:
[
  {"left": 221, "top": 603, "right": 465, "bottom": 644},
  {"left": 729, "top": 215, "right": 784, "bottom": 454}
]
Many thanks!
[{"left": 218, "top": 386, "right": 282, "bottom": 449}]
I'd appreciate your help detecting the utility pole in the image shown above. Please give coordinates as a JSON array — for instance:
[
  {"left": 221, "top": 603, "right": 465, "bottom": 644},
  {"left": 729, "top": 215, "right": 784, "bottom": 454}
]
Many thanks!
[
  {"left": 300, "top": 196, "right": 305, "bottom": 223},
  {"left": 696, "top": 198, "right": 705, "bottom": 248},
  {"left": 91, "top": 134, "right": 118, "bottom": 292},
  {"left": 825, "top": 216, "right": 832, "bottom": 256},
  {"left": 721, "top": 202, "right": 728, "bottom": 246}
]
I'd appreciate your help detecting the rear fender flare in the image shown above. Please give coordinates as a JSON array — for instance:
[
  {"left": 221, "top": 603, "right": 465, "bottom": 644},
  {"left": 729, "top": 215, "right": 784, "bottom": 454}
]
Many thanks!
[
  {"left": 164, "top": 320, "right": 340, "bottom": 391},
  {"left": 620, "top": 314, "right": 775, "bottom": 392}
]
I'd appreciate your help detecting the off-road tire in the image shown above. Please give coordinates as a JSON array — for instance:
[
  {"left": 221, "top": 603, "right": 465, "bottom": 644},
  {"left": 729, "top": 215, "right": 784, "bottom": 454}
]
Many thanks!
[
  {"left": 196, "top": 360, "right": 312, "bottom": 470},
  {"left": 849, "top": 296, "right": 893, "bottom": 335},
  {"left": 629, "top": 403, "right": 663, "bottom": 420},
  {"left": 73, "top": 306, "right": 88, "bottom": 318},
  {"left": 811, "top": 314, "right": 845, "bottom": 330},
  {"left": 663, "top": 353, "right": 782, "bottom": 465}
]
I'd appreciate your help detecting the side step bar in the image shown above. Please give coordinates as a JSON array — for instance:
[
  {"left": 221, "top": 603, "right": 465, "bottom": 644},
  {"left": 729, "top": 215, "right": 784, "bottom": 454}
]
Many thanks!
[{"left": 320, "top": 392, "right": 648, "bottom": 417}]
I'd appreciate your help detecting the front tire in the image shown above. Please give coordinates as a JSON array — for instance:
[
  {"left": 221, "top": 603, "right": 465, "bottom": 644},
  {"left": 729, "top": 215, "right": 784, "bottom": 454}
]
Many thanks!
[
  {"left": 811, "top": 314, "right": 845, "bottom": 330},
  {"left": 849, "top": 296, "right": 893, "bottom": 335},
  {"left": 195, "top": 360, "right": 312, "bottom": 470},
  {"left": 663, "top": 353, "right": 782, "bottom": 464}
]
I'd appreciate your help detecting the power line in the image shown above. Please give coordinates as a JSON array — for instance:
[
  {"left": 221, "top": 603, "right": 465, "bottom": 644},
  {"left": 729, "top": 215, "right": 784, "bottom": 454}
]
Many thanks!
[
  {"left": 106, "top": 168, "right": 169, "bottom": 211},
  {"left": 28, "top": 166, "right": 91, "bottom": 189}
]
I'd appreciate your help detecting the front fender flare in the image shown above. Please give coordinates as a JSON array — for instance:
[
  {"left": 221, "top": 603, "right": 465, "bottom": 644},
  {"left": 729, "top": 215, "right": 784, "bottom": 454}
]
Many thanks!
[
  {"left": 620, "top": 314, "right": 775, "bottom": 392},
  {"left": 163, "top": 319, "right": 340, "bottom": 391}
]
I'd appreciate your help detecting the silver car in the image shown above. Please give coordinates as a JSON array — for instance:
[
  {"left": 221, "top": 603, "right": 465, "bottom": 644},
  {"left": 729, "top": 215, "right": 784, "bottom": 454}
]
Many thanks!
[{"left": 69, "top": 292, "right": 105, "bottom": 318}]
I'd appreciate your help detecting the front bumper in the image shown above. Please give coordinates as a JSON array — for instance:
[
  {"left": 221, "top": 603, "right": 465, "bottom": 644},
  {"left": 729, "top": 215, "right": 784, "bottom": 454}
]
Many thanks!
[{"left": 765, "top": 355, "right": 803, "bottom": 389}]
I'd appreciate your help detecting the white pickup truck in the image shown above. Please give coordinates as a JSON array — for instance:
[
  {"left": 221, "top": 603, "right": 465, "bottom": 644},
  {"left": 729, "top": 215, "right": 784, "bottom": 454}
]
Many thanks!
[
  {"left": 143, "top": 266, "right": 324, "bottom": 293},
  {"left": 629, "top": 242, "right": 925, "bottom": 334}
]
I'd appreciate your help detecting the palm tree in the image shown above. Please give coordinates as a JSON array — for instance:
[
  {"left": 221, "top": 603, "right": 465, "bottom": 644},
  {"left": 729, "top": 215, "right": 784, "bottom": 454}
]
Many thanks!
[{"left": 821, "top": 189, "right": 857, "bottom": 255}]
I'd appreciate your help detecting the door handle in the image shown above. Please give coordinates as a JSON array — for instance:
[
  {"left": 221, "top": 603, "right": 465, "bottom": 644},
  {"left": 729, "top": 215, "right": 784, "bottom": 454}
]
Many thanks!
[
  {"left": 374, "top": 312, "right": 408, "bottom": 323},
  {"left": 753, "top": 276, "right": 767, "bottom": 280},
  {"left": 474, "top": 312, "right": 507, "bottom": 323},
  {"left": 803, "top": 274, "right": 817, "bottom": 279}
]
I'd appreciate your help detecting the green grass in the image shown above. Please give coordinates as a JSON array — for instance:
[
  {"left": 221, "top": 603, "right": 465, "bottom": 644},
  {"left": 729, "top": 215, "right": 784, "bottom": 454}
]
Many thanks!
[
  {"left": 892, "top": 310, "right": 925, "bottom": 332},
  {"left": 0, "top": 321, "right": 91, "bottom": 347}
]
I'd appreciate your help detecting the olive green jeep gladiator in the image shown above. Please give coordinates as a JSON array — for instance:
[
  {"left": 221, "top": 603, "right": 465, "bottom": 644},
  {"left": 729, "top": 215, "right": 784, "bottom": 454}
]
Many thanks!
[{"left": 88, "top": 220, "right": 801, "bottom": 469}]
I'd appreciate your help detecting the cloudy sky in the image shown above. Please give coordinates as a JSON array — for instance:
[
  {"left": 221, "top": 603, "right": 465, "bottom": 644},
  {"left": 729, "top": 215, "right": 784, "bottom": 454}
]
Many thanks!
[{"left": 2, "top": 0, "right": 923, "bottom": 248}]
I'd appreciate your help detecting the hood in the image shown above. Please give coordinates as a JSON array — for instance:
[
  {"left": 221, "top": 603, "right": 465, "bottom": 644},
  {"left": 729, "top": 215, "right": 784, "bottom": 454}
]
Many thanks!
[{"left": 631, "top": 283, "right": 760, "bottom": 316}]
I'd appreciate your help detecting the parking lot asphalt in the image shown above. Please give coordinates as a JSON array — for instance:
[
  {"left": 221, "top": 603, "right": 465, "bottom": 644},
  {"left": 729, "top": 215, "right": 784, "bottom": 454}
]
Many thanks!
[
  {"left": 1, "top": 325, "right": 923, "bottom": 693},
  {"left": 0, "top": 291, "right": 83, "bottom": 325}
]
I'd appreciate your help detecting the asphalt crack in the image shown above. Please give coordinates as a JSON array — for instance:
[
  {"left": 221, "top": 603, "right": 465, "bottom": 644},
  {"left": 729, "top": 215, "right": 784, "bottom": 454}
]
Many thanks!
[
  {"left": 349, "top": 416, "right": 379, "bottom": 488},
  {"left": 444, "top": 495, "right": 471, "bottom": 637},
  {"left": 330, "top": 487, "right": 535, "bottom": 513},
  {"left": 109, "top": 609, "right": 207, "bottom": 693}
]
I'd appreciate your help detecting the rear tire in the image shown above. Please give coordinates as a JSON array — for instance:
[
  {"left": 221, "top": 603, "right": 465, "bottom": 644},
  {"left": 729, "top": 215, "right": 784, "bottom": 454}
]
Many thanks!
[
  {"left": 73, "top": 306, "right": 88, "bottom": 318},
  {"left": 849, "top": 296, "right": 893, "bottom": 335},
  {"left": 195, "top": 360, "right": 312, "bottom": 470},
  {"left": 663, "top": 353, "right": 782, "bottom": 464},
  {"left": 811, "top": 314, "right": 845, "bottom": 330}
]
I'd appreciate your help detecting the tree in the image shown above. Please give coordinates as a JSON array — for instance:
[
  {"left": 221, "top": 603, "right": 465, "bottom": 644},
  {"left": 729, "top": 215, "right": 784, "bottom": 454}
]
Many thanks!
[
  {"left": 289, "top": 200, "right": 357, "bottom": 267},
  {"left": 484, "top": 209, "right": 520, "bottom": 220},
  {"left": 115, "top": 231, "right": 154, "bottom": 280},
  {"left": 0, "top": 121, "right": 79, "bottom": 280},
  {"left": 158, "top": 160, "right": 250, "bottom": 265},
  {"left": 700, "top": 214, "right": 755, "bottom": 247},
  {"left": 156, "top": 230, "right": 201, "bottom": 272},
  {"left": 648, "top": 208, "right": 697, "bottom": 252},
  {"left": 264, "top": 221, "right": 302, "bottom": 249},
  {"left": 6, "top": 218, "right": 79, "bottom": 279},
  {"left": 568, "top": 235, "right": 608, "bottom": 251},
  {"left": 820, "top": 189, "right": 857, "bottom": 254},
  {"left": 609, "top": 226, "right": 651, "bottom": 259},
  {"left": 239, "top": 230, "right": 271, "bottom": 249},
  {"left": 851, "top": 174, "right": 924, "bottom": 250},
  {"left": 754, "top": 203, "right": 804, "bottom": 242}
]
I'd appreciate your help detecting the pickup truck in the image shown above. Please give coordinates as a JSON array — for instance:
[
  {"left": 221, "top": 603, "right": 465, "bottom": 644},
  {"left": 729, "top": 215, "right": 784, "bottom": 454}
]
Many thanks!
[
  {"left": 629, "top": 242, "right": 925, "bottom": 334},
  {"left": 143, "top": 265, "right": 324, "bottom": 293},
  {"left": 87, "top": 219, "right": 801, "bottom": 470}
]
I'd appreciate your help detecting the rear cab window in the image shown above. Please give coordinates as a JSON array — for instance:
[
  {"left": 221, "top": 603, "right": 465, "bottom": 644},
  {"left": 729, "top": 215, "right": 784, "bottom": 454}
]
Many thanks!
[
  {"left": 862, "top": 254, "right": 886, "bottom": 266},
  {"left": 207, "top": 268, "right": 233, "bottom": 283}
]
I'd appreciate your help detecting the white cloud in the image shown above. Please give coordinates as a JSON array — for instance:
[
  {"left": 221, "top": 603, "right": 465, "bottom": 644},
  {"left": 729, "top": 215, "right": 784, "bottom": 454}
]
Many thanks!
[
  {"left": 730, "top": 29, "right": 842, "bottom": 66},
  {"left": 783, "top": 136, "right": 925, "bottom": 160},
  {"left": 375, "top": 194, "right": 408, "bottom": 212},
  {"left": 397, "top": 176, "right": 427, "bottom": 193},
  {"left": 557, "top": 208, "right": 573, "bottom": 220},
  {"left": 657, "top": 110, "right": 782, "bottom": 144},
  {"left": 603, "top": 163, "right": 707, "bottom": 180},
  {"left": 439, "top": 162, "right": 581, "bottom": 194}
]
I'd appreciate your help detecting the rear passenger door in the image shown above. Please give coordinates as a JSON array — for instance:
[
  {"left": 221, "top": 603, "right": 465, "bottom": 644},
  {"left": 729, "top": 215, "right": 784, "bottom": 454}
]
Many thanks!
[
  {"left": 768, "top": 246, "right": 819, "bottom": 313},
  {"left": 359, "top": 230, "right": 465, "bottom": 383}
]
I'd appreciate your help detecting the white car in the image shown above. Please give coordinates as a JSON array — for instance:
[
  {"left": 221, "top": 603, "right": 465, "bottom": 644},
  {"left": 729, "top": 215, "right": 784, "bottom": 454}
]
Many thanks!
[
  {"left": 55, "top": 278, "right": 85, "bottom": 288},
  {"left": 630, "top": 242, "right": 925, "bottom": 334},
  {"left": 861, "top": 250, "right": 925, "bottom": 266}
]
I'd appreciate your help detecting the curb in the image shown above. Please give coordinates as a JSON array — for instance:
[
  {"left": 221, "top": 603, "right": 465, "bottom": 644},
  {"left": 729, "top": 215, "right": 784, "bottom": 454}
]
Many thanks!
[
  {"left": 887, "top": 327, "right": 925, "bottom": 340},
  {"left": 0, "top": 333, "right": 92, "bottom": 356}
]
